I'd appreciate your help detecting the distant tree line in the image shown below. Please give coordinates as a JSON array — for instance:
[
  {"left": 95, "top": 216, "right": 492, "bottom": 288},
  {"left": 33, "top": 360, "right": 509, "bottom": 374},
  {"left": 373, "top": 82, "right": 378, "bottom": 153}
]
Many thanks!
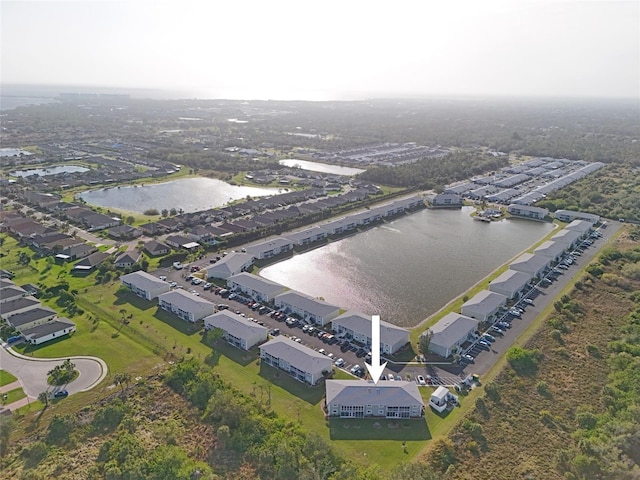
[{"left": 357, "top": 151, "right": 509, "bottom": 188}]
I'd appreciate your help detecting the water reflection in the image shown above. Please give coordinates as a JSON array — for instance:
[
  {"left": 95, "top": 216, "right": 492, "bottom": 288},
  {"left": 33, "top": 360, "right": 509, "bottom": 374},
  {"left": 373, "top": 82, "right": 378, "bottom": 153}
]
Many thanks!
[{"left": 260, "top": 207, "right": 554, "bottom": 327}]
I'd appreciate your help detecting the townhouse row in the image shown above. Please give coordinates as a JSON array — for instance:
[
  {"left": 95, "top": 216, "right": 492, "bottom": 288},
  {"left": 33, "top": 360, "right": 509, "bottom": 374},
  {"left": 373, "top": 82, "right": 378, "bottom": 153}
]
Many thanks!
[
  {"left": 0, "top": 279, "right": 76, "bottom": 345},
  {"left": 421, "top": 218, "right": 596, "bottom": 358}
]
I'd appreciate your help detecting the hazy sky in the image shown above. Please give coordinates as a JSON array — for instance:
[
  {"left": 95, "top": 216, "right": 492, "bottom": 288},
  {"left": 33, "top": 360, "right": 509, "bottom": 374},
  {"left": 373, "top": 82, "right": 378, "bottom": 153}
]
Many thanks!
[{"left": 2, "top": 0, "right": 639, "bottom": 100}]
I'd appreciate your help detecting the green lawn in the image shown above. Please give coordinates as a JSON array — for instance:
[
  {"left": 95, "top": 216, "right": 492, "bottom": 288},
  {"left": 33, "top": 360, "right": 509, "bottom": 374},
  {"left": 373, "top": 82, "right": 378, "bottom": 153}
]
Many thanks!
[
  {"left": 0, "top": 370, "right": 18, "bottom": 387},
  {"left": 2, "top": 387, "right": 26, "bottom": 404}
]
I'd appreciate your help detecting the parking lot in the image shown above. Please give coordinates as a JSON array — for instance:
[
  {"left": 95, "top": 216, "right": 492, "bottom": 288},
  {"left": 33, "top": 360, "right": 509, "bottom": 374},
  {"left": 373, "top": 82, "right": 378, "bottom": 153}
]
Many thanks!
[{"left": 151, "top": 222, "right": 619, "bottom": 388}]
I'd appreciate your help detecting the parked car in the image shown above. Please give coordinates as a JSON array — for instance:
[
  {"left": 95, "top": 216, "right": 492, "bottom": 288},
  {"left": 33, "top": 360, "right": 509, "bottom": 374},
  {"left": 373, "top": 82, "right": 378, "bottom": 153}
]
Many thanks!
[
  {"left": 482, "top": 333, "right": 496, "bottom": 342},
  {"left": 54, "top": 390, "right": 69, "bottom": 398},
  {"left": 350, "top": 365, "right": 361, "bottom": 375},
  {"left": 417, "top": 375, "right": 427, "bottom": 386},
  {"left": 462, "top": 354, "right": 475, "bottom": 363},
  {"left": 334, "top": 358, "right": 345, "bottom": 367},
  {"left": 523, "top": 298, "right": 534, "bottom": 305}
]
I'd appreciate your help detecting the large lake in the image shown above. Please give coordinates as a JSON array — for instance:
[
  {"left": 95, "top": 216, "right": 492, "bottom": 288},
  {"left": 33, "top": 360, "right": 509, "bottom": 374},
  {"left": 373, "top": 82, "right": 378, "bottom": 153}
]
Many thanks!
[
  {"left": 279, "top": 159, "right": 365, "bottom": 176},
  {"left": 78, "top": 177, "right": 280, "bottom": 213},
  {"left": 260, "top": 207, "right": 555, "bottom": 328}
]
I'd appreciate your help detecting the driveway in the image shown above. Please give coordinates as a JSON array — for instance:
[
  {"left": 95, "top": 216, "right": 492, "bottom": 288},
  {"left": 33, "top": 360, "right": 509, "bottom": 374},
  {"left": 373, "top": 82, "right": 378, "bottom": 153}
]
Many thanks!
[{"left": 0, "top": 344, "right": 108, "bottom": 400}]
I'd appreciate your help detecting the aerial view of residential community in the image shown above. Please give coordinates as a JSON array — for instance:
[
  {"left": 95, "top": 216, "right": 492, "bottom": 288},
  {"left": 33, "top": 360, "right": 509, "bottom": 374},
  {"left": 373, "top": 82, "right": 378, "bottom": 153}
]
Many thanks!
[{"left": 0, "top": 2, "right": 639, "bottom": 480}]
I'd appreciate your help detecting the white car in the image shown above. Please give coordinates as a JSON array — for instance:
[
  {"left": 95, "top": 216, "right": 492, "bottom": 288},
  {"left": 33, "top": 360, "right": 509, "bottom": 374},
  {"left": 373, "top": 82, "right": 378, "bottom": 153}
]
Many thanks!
[
  {"left": 417, "top": 375, "right": 427, "bottom": 386},
  {"left": 334, "top": 358, "right": 345, "bottom": 367},
  {"left": 159, "top": 275, "right": 167, "bottom": 281}
]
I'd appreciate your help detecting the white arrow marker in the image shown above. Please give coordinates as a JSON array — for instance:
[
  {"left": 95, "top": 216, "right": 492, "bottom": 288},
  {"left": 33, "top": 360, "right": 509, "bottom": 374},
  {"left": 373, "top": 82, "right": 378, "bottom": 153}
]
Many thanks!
[{"left": 365, "top": 315, "right": 387, "bottom": 384}]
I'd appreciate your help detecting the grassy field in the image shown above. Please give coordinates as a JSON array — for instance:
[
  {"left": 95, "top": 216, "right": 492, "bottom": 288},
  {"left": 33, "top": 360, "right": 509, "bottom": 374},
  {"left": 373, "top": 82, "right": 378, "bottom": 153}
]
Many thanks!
[
  {"left": 434, "top": 232, "right": 639, "bottom": 479},
  {"left": 0, "top": 370, "right": 18, "bottom": 387}
]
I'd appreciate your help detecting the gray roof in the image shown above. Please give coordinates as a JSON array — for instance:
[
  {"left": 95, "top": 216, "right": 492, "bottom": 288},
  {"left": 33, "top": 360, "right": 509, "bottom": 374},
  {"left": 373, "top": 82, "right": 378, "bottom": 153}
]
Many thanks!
[
  {"left": 115, "top": 251, "right": 141, "bottom": 265},
  {"left": 462, "top": 290, "right": 507, "bottom": 315},
  {"left": 7, "top": 306, "right": 57, "bottom": 328},
  {"left": 551, "top": 229, "right": 582, "bottom": 245},
  {"left": 121, "top": 270, "right": 168, "bottom": 291},
  {"left": 489, "top": 270, "right": 532, "bottom": 292},
  {"left": 204, "top": 311, "right": 268, "bottom": 339},
  {"left": 1, "top": 296, "right": 40, "bottom": 316},
  {"left": 564, "top": 219, "right": 592, "bottom": 234},
  {"left": 245, "top": 237, "right": 292, "bottom": 255},
  {"left": 206, "top": 252, "right": 254, "bottom": 276},
  {"left": 260, "top": 336, "right": 333, "bottom": 373},
  {"left": 326, "top": 380, "right": 424, "bottom": 408},
  {"left": 144, "top": 240, "right": 170, "bottom": 254},
  {"left": 22, "top": 318, "right": 75, "bottom": 339},
  {"left": 427, "top": 313, "right": 478, "bottom": 349},
  {"left": 332, "top": 311, "right": 409, "bottom": 346},
  {"left": 275, "top": 291, "right": 340, "bottom": 317},
  {"left": 227, "top": 272, "right": 285, "bottom": 297},
  {"left": 534, "top": 240, "right": 567, "bottom": 258},
  {"left": 158, "top": 289, "right": 214, "bottom": 311},
  {"left": 510, "top": 252, "right": 550, "bottom": 272},
  {"left": 0, "top": 285, "right": 27, "bottom": 300},
  {"left": 285, "top": 226, "right": 327, "bottom": 243}
]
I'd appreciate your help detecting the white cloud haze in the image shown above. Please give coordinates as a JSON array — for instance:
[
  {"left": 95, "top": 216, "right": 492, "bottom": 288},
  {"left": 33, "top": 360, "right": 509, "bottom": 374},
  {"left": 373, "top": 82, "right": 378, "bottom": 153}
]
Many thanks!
[{"left": 2, "top": 0, "right": 638, "bottom": 100}]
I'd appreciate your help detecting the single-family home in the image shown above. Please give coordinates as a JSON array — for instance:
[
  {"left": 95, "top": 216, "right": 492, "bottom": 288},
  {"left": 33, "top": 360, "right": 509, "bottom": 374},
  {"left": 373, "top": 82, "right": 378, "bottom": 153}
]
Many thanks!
[
  {"left": 534, "top": 240, "right": 567, "bottom": 262},
  {"left": 461, "top": 290, "right": 507, "bottom": 322},
  {"left": 553, "top": 209, "right": 600, "bottom": 223},
  {"left": 83, "top": 213, "right": 121, "bottom": 231},
  {"left": 143, "top": 240, "right": 171, "bottom": 257},
  {"left": 165, "top": 235, "right": 197, "bottom": 249},
  {"left": 115, "top": 250, "right": 142, "bottom": 268},
  {"left": 22, "top": 318, "right": 76, "bottom": 345},
  {"left": 5, "top": 306, "right": 57, "bottom": 330},
  {"left": 204, "top": 311, "right": 268, "bottom": 350},
  {"left": 489, "top": 270, "right": 532, "bottom": 299},
  {"left": 226, "top": 272, "right": 287, "bottom": 303},
  {"left": 423, "top": 313, "right": 479, "bottom": 358},
  {"left": 0, "top": 285, "right": 28, "bottom": 304},
  {"left": 107, "top": 224, "right": 142, "bottom": 239},
  {"left": 507, "top": 204, "right": 549, "bottom": 220},
  {"left": 245, "top": 237, "right": 293, "bottom": 260},
  {"left": 285, "top": 226, "right": 328, "bottom": 247},
  {"left": 260, "top": 336, "right": 334, "bottom": 385},
  {"left": 56, "top": 243, "right": 97, "bottom": 262},
  {"left": 158, "top": 290, "right": 215, "bottom": 323},
  {"left": 331, "top": 311, "right": 409, "bottom": 355},
  {"left": 509, "top": 252, "right": 551, "bottom": 278},
  {"left": 120, "top": 271, "right": 171, "bottom": 300},
  {"left": 429, "top": 386, "right": 458, "bottom": 413},
  {"left": 0, "top": 296, "right": 41, "bottom": 320},
  {"left": 72, "top": 251, "right": 110, "bottom": 272},
  {"left": 205, "top": 252, "right": 254, "bottom": 280},
  {"left": 274, "top": 291, "right": 341, "bottom": 326},
  {"left": 325, "top": 380, "right": 425, "bottom": 418}
]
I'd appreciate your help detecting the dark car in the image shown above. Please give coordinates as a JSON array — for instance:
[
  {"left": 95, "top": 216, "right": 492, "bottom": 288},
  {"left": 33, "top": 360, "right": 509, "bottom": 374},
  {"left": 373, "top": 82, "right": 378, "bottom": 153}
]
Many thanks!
[{"left": 54, "top": 390, "right": 69, "bottom": 398}]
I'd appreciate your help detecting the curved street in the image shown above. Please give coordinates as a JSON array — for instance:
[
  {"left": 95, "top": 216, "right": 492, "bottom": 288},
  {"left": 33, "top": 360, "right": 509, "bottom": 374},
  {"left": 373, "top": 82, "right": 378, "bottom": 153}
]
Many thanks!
[{"left": 0, "top": 344, "right": 107, "bottom": 408}]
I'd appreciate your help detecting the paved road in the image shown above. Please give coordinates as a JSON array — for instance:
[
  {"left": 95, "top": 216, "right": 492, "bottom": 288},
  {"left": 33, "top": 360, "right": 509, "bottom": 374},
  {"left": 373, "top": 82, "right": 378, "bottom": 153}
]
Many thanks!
[
  {"left": 400, "top": 220, "right": 622, "bottom": 385},
  {"left": 0, "top": 343, "right": 108, "bottom": 400}
]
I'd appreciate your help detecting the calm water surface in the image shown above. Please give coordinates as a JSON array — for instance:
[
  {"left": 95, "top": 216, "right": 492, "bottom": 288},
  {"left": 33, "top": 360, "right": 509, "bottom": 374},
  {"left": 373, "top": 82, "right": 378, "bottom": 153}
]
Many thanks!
[
  {"left": 78, "top": 177, "right": 279, "bottom": 213},
  {"left": 279, "top": 159, "right": 365, "bottom": 176},
  {"left": 12, "top": 165, "right": 88, "bottom": 177},
  {"left": 260, "top": 207, "right": 555, "bottom": 327}
]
